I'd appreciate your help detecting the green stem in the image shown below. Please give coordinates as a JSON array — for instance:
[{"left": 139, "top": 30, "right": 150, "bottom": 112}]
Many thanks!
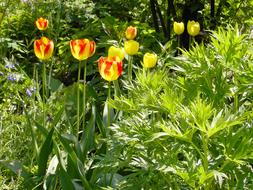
[
  {"left": 189, "top": 36, "right": 196, "bottom": 49},
  {"left": 177, "top": 35, "right": 180, "bottom": 54},
  {"left": 83, "top": 60, "right": 87, "bottom": 133},
  {"left": 32, "top": 64, "right": 36, "bottom": 110},
  {"left": 42, "top": 61, "right": 47, "bottom": 128},
  {"left": 108, "top": 82, "right": 111, "bottom": 128},
  {"left": 128, "top": 55, "right": 133, "bottom": 81},
  {"left": 48, "top": 58, "right": 53, "bottom": 93},
  {"left": 113, "top": 80, "right": 120, "bottom": 97},
  {"left": 77, "top": 61, "right": 81, "bottom": 136}
]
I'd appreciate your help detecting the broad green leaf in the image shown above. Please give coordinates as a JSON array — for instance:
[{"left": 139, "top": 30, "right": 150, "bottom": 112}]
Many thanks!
[
  {"left": 38, "top": 127, "right": 54, "bottom": 176},
  {"left": 81, "top": 104, "right": 96, "bottom": 158},
  {"left": 59, "top": 166, "right": 75, "bottom": 190}
]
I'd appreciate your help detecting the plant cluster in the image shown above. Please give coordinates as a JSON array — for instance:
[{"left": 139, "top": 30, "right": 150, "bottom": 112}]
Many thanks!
[{"left": 0, "top": 0, "right": 253, "bottom": 190}]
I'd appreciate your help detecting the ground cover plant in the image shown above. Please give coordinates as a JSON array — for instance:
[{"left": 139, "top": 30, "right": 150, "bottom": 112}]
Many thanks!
[{"left": 1, "top": 0, "right": 253, "bottom": 189}]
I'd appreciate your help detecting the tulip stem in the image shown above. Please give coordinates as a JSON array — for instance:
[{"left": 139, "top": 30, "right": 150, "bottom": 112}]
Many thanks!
[
  {"left": 82, "top": 60, "right": 87, "bottom": 133},
  {"left": 189, "top": 36, "right": 195, "bottom": 49},
  {"left": 32, "top": 64, "right": 36, "bottom": 108},
  {"left": 108, "top": 82, "right": 111, "bottom": 128},
  {"left": 48, "top": 58, "right": 53, "bottom": 93},
  {"left": 77, "top": 61, "right": 81, "bottom": 136},
  {"left": 113, "top": 80, "right": 120, "bottom": 97},
  {"left": 177, "top": 35, "right": 180, "bottom": 54},
  {"left": 42, "top": 61, "right": 47, "bottom": 128},
  {"left": 128, "top": 55, "right": 133, "bottom": 81}
]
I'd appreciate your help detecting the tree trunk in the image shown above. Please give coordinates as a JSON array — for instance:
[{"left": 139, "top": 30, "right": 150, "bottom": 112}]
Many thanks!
[
  {"left": 167, "top": 0, "right": 177, "bottom": 40},
  {"left": 149, "top": 0, "right": 160, "bottom": 33},
  {"left": 153, "top": 0, "right": 168, "bottom": 38}
]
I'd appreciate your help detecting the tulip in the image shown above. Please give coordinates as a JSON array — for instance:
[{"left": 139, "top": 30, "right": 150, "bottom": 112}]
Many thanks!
[
  {"left": 70, "top": 39, "right": 96, "bottom": 136},
  {"left": 187, "top": 20, "right": 200, "bottom": 37},
  {"left": 34, "top": 37, "right": 54, "bottom": 60},
  {"left": 125, "top": 26, "right": 137, "bottom": 40},
  {"left": 124, "top": 40, "right": 139, "bottom": 56},
  {"left": 70, "top": 39, "right": 96, "bottom": 61},
  {"left": 35, "top": 17, "right": 49, "bottom": 31},
  {"left": 173, "top": 21, "right": 185, "bottom": 35},
  {"left": 98, "top": 56, "right": 123, "bottom": 81},
  {"left": 143, "top": 53, "right": 158, "bottom": 69},
  {"left": 108, "top": 46, "right": 125, "bottom": 61}
]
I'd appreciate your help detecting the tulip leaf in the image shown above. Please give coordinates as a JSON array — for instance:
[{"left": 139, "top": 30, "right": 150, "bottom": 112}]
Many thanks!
[{"left": 37, "top": 127, "right": 54, "bottom": 177}]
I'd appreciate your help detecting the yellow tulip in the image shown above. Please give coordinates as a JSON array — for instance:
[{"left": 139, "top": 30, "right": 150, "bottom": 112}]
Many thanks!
[
  {"left": 124, "top": 40, "right": 139, "bottom": 56},
  {"left": 34, "top": 37, "right": 54, "bottom": 60},
  {"left": 173, "top": 22, "right": 184, "bottom": 35},
  {"left": 98, "top": 56, "right": 123, "bottom": 81},
  {"left": 108, "top": 46, "right": 124, "bottom": 61},
  {"left": 143, "top": 53, "right": 158, "bottom": 69},
  {"left": 125, "top": 26, "right": 137, "bottom": 40},
  {"left": 35, "top": 17, "right": 49, "bottom": 31},
  {"left": 70, "top": 39, "right": 96, "bottom": 61},
  {"left": 187, "top": 20, "right": 200, "bottom": 37}
]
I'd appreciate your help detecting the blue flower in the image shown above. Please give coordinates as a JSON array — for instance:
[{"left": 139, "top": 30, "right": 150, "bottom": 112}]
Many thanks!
[
  {"left": 7, "top": 75, "right": 17, "bottom": 81},
  {"left": 26, "top": 87, "right": 36, "bottom": 97},
  {"left": 5, "top": 63, "right": 16, "bottom": 69},
  {"left": 26, "top": 88, "right": 32, "bottom": 97}
]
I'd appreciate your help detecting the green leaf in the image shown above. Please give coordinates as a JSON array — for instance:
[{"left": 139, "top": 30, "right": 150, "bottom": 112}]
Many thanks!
[
  {"left": 37, "top": 127, "right": 55, "bottom": 177},
  {"left": 81, "top": 103, "right": 96, "bottom": 159},
  {"left": 96, "top": 111, "right": 107, "bottom": 138},
  {"left": 59, "top": 166, "right": 75, "bottom": 190},
  {"left": 208, "top": 110, "right": 242, "bottom": 138}
]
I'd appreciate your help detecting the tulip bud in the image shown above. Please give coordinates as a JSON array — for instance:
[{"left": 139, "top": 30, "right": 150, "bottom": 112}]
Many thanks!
[
  {"left": 35, "top": 17, "right": 49, "bottom": 31},
  {"left": 125, "top": 26, "right": 137, "bottom": 40},
  {"left": 108, "top": 46, "right": 125, "bottom": 61},
  {"left": 98, "top": 56, "right": 123, "bottom": 81},
  {"left": 173, "top": 21, "right": 185, "bottom": 35},
  {"left": 124, "top": 40, "right": 139, "bottom": 56},
  {"left": 143, "top": 53, "right": 158, "bottom": 69},
  {"left": 187, "top": 20, "right": 200, "bottom": 37},
  {"left": 70, "top": 39, "right": 96, "bottom": 61},
  {"left": 34, "top": 37, "right": 54, "bottom": 60}
]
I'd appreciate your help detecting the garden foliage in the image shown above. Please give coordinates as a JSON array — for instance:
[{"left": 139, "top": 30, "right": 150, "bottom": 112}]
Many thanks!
[{"left": 0, "top": 0, "right": 253, "bottom": 189}]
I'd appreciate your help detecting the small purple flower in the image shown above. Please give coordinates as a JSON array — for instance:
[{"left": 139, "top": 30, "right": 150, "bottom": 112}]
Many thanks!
[
  {"left": 26, "top": 88, "right": 32, "bottom": 97},
  {"left": 5, "top": 63, "right": 16, "bottom": 69},
  {"left": 26, "top": 87, "right": 36, "bottom": 97},
  {"left": 7, "top": 75, "right": 17, "bottom": 82}
]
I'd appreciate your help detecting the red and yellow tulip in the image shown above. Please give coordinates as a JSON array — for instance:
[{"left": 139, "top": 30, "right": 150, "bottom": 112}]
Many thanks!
[
  {"left": 125, "top": 26, "right": 137, "bottom": 40},
  {"left": 187, "top": 20, "right": 200, "bottom": 37},
  {"left": 143, "top": 53, "right": 158, "bottom": 69},
  {"left": 70, "top": 39, "right": 96, "bottom": 61},
  {"left": 173, "top": 21, "right": 185, "bottom": 35},
  {"left": 98, "top": 56, "right": 123, "bottom": 81},
  {"left": 108, "top": 46, "right": 124, "bottom": 61},
  {"left": 34, "top": 37, "right": 54, "bottom": 60},
  {"left": 124, "top": 40, "right": 139, "bottom": 56},
  {"left": 35, "top": 17, "right": 49, "bottom": 31}
]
